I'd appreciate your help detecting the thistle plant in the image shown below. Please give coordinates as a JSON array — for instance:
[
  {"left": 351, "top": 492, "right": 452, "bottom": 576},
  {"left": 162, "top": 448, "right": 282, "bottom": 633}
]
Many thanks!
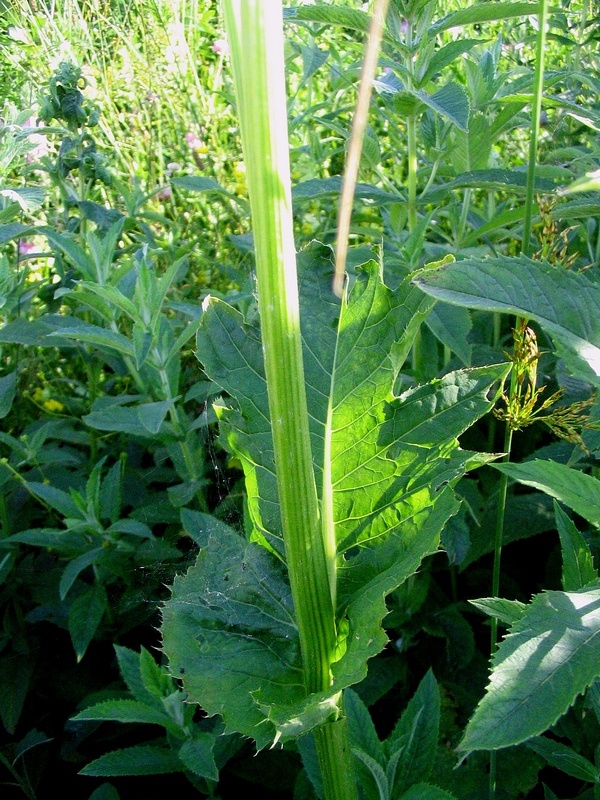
[{"left": 161, "top": 3, "right": 507, "bottom": 798}]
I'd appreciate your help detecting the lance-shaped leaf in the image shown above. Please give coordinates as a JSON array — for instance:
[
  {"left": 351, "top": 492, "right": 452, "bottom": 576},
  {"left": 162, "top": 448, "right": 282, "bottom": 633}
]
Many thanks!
[
  {"left": 414, "top": 255, "right": 600, "bottom": 387},
  {"left": 162, "top": 249, "right": 507, "bottom": 745},
  {"left": 459, "top": 587, "right": 600, "bottom": 752},
  {"left": 494, "top": 460, "right": 600, "bottom": 528}
]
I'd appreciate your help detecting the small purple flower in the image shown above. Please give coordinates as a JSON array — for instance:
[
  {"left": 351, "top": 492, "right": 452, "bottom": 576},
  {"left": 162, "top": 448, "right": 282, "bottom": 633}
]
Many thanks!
[
  {"left": 18, "top": 239, "right": 37, "bottom": 256},
  {"left": 156, "top": 186, "right": 173, "bottom": 201},
  {"left": 212, "top": 38, "right": 229, "bottom": 56},
  {"left": 185, "top": 131, "right": 208, "bottom": 154}
]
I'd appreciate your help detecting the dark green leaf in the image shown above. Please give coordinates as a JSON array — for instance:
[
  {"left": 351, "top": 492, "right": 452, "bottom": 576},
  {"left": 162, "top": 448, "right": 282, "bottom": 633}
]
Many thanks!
[
  {"left": 48, "top": 322, "right": 135, "bottom": 358},
  {"left": 420, "top": 170, "right": 555, "bottom": 204},
  {"left": 60, "top": 548, "right": 104, "bottom": 600},
  {"left": 554, "top": 501, "right": 598, "bottom": 592},
  {"left": 345, "top": 689, "right": 384, "bottom": 767},
  {"left": 178, "top": 735, "right": 219, "bottom": 781},
  {"left": 494, "top": 461, "right": 600, "bottom": 527},
  {"left": 421, "top": 39, "right": 481, "bottom": 86},
  {"left": 114, "top": 646, "right": 156, "bottom": 705},
  {"left": 301, "top": 43, "right": 329, "bottom": 82},
  {"left": 431, "top": 2, "right": 541, "bottom": 35},
  {"left": 0, "top": 650, "right": 35, "bottom": 733},
  {"left": 79, "top": 745, "right": 183, "bottom": 776},
  {"left": 73, "top": 699, "right": 178, "bottom": 735},
  {"left": 293, "top": 177, "right": 399, "bottom": 204},
  {"left": 421, "top": 83, "right": 470, "bottom": 130},
  {"left": 386, "top": 670, "right": 440, "bottom": 795},
  {"left": 526, "top": 736, "right": 597, "bottom": 783},
  {"left": 26, "top": 480, "right": 81, "bottom": 518},
  {"left": 68, "top": 584, "right": 107, "bottom": 661},
  {"left": 139, "top": 647, "right": 173, "bottom": 700},
  {"left": 425, "top": 303, "right": 472, "bottom": 366},
  {"left": 88, "top": 783, "right": 120, "bottom": 800},
  {"left": 0, "top": 371, "right": 17, "bottom": 419}
]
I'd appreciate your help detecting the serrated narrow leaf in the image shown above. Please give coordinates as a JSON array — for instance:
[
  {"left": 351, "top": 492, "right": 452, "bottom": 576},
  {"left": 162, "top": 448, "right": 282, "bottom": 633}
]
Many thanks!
[
  {"left": 72, "top": 699, "right": 178, "bottom": 734},
  {"left": 114, "top": 646, "right": 156, "bottom": 705},
  {"left": 178, "top": 735, "right": 219, "bottom": 781},
  {"left": 68, "top": 584, "right": 107, "bottom": 661},
  {"left": 48, "top": 322, "right": 135, "bottom": 358},
  {"left": 352, "top": 747, "right": 390, "bottom": 800},
  {"left": 554, "top": 501, "right": 598, "bottom": 591},
  {"left": 25, "top": 481, "right": 81, "bottom": 519},
  {"left": 420, "top": 168, "right": 554, "bottom": 203},
  {"left": 59, "top": 548, "right": 104, "bottom": 600},
  {"left": 87, "top": 783, "right": 120, "bottom": 800},
  {"left": 431, "top": 2, "right": 541, "bottom": 35},
  {"left": 414, "top": 256, "right": 600, "bottom": 386},
  {"left": 494, "top": 460, "right": 600, "bottom": 527},
  {"left": 386, "top": 670, "right": 440, "bottom": 795},
  {"left": 420, "top": 83, "right": 470, "bottom": 130},
  {"left": 79, "top": 745, "right": 182, "bottom": 776},
  {"left": 345, "top": 689, "right": 385, "bottom": 768},
  {"left": 459, "top": 587, "right": 600, "bottom": 751},
  {"left": 469, "top": 597, "right": 527, "bottom": 626},
  {"left": 526, "top": 736, "right": 598, "bottom": 783}
]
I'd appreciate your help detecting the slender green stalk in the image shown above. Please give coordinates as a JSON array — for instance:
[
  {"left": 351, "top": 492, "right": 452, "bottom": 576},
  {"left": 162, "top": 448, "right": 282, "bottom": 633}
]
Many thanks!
[
  {"left": 222, "top": 4, "right": 357, "bottom": 797},
  {"left": 492, "top": 6, "right": 549, "bottom": 791},
  {"left": 333, "top": 0, "right": 390, "bottom": 297},
  {"left": 521, "top": 0, "right": 550, "bottom": 255}
]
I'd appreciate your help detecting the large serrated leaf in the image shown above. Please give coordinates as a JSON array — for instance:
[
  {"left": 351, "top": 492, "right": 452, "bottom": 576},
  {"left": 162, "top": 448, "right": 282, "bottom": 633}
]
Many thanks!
[
  {"left": 414, "top": 256, "right": 600, "bottom": 386},
  {"left": 163, "top": 248, "right": 507, "bottom": 746},
  {"left": 459, "top": 587, "right": 600, "bottom": 751},
  {"left": 161, "top": 519, "right": 302, "bottom": 749}
]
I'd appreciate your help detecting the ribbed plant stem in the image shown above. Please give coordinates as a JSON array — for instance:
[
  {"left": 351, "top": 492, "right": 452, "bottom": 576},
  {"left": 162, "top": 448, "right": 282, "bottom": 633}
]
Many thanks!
[{"left": 222, "top": 4, "right": 357, "bottom": 798}]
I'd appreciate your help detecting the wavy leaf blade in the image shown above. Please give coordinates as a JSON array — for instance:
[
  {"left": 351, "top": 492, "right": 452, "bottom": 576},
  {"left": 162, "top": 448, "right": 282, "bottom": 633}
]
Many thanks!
[{"left": 161, "top": 520, "right": 302, "bottom": 749}]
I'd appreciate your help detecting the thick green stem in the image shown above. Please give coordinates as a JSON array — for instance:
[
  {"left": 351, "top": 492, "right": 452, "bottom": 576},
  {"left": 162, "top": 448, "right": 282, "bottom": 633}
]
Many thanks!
[
  {"left": 222, "top": 11, "right": 357, "bottom": 800},
  {"left": 522, "top": 0, "right": 550, "bottom": 255},
  {"left": 223, "top": 0, "right": 335, "bottom": 697}
]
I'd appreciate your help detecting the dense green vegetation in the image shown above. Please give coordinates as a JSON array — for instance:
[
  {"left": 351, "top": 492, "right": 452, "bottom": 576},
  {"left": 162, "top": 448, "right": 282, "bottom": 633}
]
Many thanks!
[{"left": 1, "top": 0, "right": 600, "bottom": 798}]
